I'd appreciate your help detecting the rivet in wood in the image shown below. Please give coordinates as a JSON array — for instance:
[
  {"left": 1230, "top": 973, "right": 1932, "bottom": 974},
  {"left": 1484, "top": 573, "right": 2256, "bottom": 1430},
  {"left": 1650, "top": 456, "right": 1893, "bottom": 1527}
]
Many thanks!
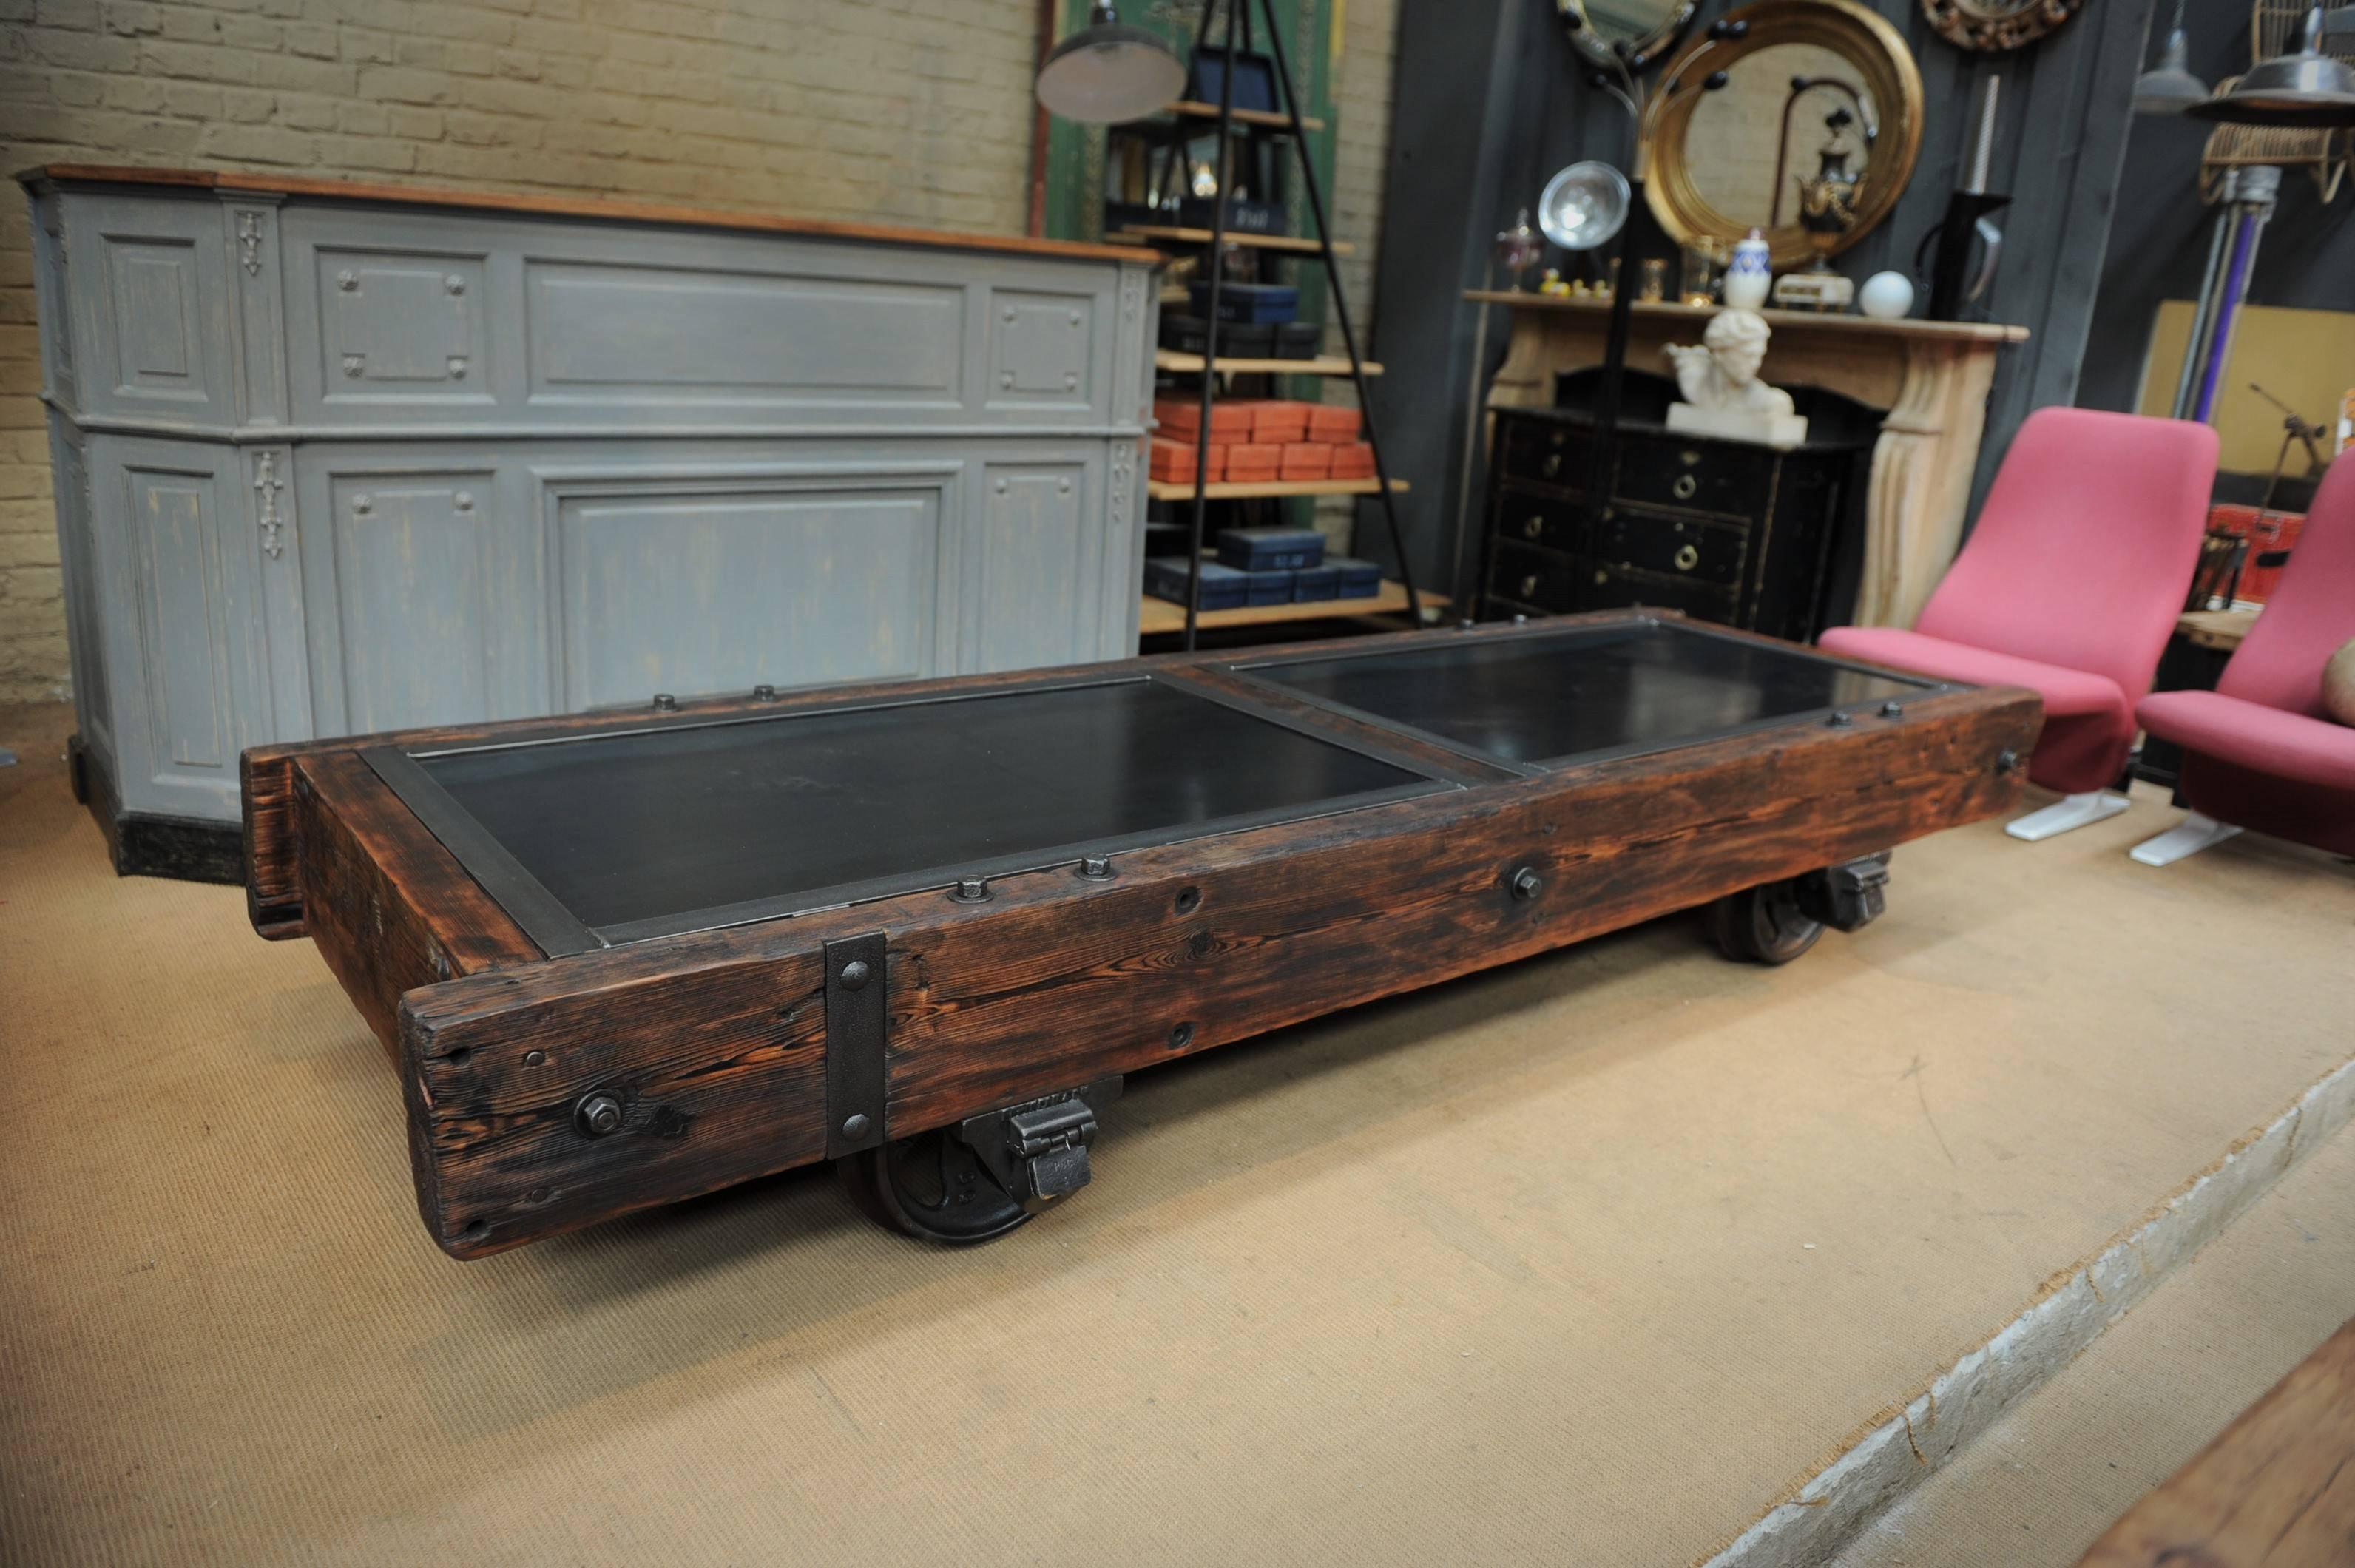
[
  {"left": 651, "top": 692, "right": 678, "bottom": 712},
  {"left": 1078, "top": 855, "right": 1114, "bottom": 880},
  {"left": 1997, "top": 748, "right": 2021, "bottom": 774},
  {"left": 575, "top": 1092, "right": 624, "bottom": 1138},
  {"left": 1510, "top": 865, "right": 1544, "bottom": 901},
  {"left": 524, "top": 1050, "right": 544, "bottom": 1067},
  {"left": 842, "top": 1112, "right": 872, "bottom": 1140},
  {"left": 1880, "top": 700, "right": 1905, "bottom": 718},
  {"left": 1826, "top": 710, "right": 1854, "bottom": 729},
  {"left": 838, "top": 959, "right": 871, "bottom": 990},
  {"left": 953, "top": 877, "right": 990, "bottom": 903},
  {"left": 1168, "top": 1021, "right": 1194, "bottom": 1051},
  {"left": 751, "top": 683, "right": 777, "bottom": 701}
]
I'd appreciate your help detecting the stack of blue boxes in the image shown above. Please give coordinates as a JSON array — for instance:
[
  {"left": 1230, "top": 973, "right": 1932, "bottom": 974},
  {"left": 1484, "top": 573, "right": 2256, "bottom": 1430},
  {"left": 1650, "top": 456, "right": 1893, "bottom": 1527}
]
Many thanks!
[{"left": 1143, "top": 527, "right": 1387, "bottom": 612}]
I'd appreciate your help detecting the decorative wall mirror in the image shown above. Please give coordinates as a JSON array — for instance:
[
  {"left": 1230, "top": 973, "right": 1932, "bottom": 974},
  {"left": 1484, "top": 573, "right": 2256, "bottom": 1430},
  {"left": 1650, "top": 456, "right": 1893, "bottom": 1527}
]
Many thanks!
[
  {"left": 1639, "top": 0, "right": 1924, "bottom": 268},
  {"left": 1920, "top": 0, "right": 2084, "bottom": 54},
  {"left": 1554, "top": 0, "right": 1700, "bottom": 72}
]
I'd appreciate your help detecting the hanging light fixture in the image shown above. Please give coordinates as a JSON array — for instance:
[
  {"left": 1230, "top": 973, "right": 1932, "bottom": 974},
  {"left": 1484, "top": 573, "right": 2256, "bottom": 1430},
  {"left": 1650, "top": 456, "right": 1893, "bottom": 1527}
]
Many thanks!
[
  {"left": 2131, "top": 0, "right": 2209, "bottom": 115},
  {"left": 2186, "top": 5, "right": 2355, "bottom": 129},
  {"left": 1035, "top": 1, "right": 1186, "bottom": 125}
]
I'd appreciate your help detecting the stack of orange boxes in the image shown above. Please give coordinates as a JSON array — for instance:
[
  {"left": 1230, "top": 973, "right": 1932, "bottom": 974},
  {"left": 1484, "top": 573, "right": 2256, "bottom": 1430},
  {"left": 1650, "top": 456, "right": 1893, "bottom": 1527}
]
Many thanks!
[{"left": 1153, "top": 398, "right": 1379, "bottom": 487}]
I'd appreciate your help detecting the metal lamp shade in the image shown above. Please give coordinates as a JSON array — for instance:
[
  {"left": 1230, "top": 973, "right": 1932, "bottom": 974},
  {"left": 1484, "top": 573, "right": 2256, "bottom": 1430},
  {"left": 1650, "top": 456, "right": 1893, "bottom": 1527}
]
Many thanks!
[
  {"left": 1035, "top": 8, "right": 1186, "bottom": 125},
  {"left": 1538, "top": 161, "right": 1632, "bottom": 251},
  {"left": 2132, "top": 28, "right": 2210, "bottom": 115},
  {"left": 2186, "top": 7, "right": 2355, "bottom": 129}
]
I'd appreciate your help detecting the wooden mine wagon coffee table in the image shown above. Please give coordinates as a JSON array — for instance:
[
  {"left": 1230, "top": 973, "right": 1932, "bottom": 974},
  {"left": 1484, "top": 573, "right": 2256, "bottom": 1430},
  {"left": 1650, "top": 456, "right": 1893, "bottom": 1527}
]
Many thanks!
[{"left": 240, "top": 612, "right": 2040, "bottom": 1259}]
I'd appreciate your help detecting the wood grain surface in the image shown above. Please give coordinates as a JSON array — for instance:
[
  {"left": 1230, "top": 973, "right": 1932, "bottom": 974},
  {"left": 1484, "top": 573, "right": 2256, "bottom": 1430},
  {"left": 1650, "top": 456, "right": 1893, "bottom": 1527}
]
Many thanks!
[
  {"left": 18, "top": 163, "right": 1156, "bottom": 264},
  {"left": 290, "top": 751, "right": 541, "bottom": 1058},
  {"left": 388, "top": 681, "right": 2035, "bottom": 1257},
  {"left": 2075, "top": 1317, "right": 2355, "bottom": 1567}
]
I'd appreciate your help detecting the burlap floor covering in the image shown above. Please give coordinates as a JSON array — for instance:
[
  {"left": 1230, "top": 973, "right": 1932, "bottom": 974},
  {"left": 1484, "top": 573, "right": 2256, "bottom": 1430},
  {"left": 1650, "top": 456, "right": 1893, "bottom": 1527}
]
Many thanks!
[{"left": 4, "top": 699, "right": 2351, "bottom": 1566}]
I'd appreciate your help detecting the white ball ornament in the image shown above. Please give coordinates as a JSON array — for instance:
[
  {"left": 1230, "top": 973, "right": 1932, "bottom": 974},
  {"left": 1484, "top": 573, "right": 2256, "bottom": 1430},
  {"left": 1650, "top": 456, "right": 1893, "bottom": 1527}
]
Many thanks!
[{"left": 1858, "top": 271, "right": 1916, "bottom": 320}]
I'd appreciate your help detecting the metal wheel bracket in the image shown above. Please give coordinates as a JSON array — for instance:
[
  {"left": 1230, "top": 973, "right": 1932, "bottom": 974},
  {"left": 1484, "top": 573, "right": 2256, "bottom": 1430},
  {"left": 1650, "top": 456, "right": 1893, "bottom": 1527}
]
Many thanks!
[
  {"left": 822, "top": 932, "right": 888, "bottom": 1159},
  {"left": 955, "top": 1077, "right": 1124, "bottom": 1215},
  {"left": 1798, "top": 854, "right": 1891, "bottom": 933}
]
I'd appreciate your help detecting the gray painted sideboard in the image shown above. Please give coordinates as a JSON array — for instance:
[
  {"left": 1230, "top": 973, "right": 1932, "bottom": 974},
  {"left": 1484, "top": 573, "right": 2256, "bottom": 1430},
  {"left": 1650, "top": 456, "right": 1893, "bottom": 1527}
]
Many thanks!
[{"left": 23, "top": 168, "right": 1160, "bottom": 878}]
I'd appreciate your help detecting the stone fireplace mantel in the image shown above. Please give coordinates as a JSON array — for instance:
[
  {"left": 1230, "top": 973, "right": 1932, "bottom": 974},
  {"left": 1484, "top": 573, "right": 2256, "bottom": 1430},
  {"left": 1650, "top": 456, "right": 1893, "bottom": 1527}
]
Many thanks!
[{"left": 1465, "top": 293, "right": 2030, "bottom": 630}]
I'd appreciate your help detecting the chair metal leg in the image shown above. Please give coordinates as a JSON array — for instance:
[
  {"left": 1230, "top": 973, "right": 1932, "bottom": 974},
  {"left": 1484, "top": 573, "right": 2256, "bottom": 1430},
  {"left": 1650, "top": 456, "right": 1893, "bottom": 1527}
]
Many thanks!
[
  {"left": 2129, "top": 813, "right": 2244, "bottom": 866},
  {"left": 2004, "top": 790, "right": 2132, "bottom": 842}
]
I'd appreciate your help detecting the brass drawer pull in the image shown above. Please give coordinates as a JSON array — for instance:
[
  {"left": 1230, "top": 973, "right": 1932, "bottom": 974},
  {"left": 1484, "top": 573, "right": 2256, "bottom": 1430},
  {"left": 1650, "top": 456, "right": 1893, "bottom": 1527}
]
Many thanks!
[
  {"left": 1519, "top": 573, "right": 1540, "bottom": 598},
  {"left": 1541, "top": 453, "right": 1562, "bottom": 478},
  {"left": 1672, "top": 474, "right": 1699, "bottom": 501},
  {"left": 1674, "top": 544, "right": 1700, "bottom": 572},
  {"left": 1523, "top": 514, "right": 1544, "bottom": 538}
]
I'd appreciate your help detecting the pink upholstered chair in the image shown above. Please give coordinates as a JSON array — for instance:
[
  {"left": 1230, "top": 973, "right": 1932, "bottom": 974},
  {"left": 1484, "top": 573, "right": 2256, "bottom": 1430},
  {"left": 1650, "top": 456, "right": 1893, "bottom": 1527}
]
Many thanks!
[
  {"left": 1819, "top": 408, "right": 2217, "bottom": 840},
  {"left": 2130, "top": 458, "right": 2355, "bottom": 864}
]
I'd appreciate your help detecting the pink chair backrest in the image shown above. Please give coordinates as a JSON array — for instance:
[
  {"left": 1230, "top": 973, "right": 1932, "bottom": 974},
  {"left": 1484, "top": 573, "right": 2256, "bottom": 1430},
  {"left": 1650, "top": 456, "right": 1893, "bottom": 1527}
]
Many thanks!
[
  {"left": 1914, "top": 407, "right": 2217, "bottom": 702},
  {"left": 2218, "top": 456, "right": 2355, "bottom": 718}
]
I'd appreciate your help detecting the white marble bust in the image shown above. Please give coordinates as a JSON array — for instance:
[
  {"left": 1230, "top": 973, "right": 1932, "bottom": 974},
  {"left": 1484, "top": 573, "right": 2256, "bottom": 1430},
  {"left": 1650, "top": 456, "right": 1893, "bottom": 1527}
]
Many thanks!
[
  {"left": 1662, "top": 308, "right": 1806, "bottom": 449},
  {"left": 1663, "top": 309, "right": 1796, "bottom": 417}
]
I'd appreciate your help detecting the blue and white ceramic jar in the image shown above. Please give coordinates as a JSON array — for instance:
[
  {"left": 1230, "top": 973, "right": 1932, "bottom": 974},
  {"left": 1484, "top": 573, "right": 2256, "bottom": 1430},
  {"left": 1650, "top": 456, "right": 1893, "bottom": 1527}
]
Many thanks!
[{"left": 1723, "top": 228, "right": 1772, "bottom": 311}]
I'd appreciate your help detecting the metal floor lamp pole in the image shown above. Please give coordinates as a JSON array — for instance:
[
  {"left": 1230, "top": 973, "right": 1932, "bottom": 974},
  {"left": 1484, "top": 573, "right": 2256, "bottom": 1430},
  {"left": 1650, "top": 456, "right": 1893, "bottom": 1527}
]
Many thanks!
[{"left": 1177, "top": 0, "right": 1422, "bottom": 650}]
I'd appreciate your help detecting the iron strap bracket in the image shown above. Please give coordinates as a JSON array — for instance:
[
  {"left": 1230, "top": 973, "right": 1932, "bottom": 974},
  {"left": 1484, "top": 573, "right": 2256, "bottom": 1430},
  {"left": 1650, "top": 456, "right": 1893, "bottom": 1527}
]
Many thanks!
[{"left": 822, "top": 932, "right": 888, "bottom": 1159}]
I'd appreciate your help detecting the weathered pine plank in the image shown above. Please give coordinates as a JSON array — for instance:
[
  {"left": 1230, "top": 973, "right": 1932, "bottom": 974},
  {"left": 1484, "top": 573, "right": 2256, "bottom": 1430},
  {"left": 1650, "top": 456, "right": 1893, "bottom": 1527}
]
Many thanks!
[
  {"left": 291, "top": 751, "right": 541, "bottom": 1058},
  {"left": 395, "top": 684, "right": 2035, "bottom": 1257}
]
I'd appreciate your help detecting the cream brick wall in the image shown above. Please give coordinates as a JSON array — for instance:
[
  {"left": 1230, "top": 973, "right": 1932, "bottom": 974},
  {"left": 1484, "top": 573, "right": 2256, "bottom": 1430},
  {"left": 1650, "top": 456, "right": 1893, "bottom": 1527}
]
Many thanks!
[
  {"left": 1317, "top": 0, "right": 1393, "bottom": 549},
  {"left": 0, "top": 0, "right": 1401, "bottom": 699}
]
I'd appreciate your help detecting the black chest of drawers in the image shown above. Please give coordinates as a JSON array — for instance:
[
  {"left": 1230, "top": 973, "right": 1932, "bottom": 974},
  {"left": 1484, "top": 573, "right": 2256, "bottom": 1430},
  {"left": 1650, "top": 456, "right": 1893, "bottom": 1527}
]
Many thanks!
[{"left": 1479, "top": 405, "right": 1869, "bottom": 641}]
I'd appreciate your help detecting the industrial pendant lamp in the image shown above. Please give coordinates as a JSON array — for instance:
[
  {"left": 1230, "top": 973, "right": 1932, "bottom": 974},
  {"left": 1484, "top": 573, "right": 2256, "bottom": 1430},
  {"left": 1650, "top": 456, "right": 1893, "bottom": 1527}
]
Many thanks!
[
  {"left": 1035, "top": 1, "right": 1186, "bottom": 124},
  {"left": 2131, "top": 0, "right": 2209, "bottom": 115},
  {"left": 2186, "top": 5, "right": 2355, "bottom": 129}
]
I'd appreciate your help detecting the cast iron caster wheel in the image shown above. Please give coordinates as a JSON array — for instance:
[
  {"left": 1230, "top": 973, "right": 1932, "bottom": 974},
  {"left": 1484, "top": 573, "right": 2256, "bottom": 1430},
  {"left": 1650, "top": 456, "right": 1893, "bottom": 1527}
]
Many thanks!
[
  {"left": 1709, "top": 878, "right": 1825, "bottom": 965},
  {"left": 838, "top": 1127, "right": 1030, "bottom": 1246}
]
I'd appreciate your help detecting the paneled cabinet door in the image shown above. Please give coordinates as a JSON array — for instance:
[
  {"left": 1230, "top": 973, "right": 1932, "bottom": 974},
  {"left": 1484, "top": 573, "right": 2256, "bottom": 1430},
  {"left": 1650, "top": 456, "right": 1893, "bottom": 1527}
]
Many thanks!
[
  {"left": 84, "top": 436, "right": 268, "bottom": 818},
  {"left": 538, "top": 461, "right": 958, "bottom": 709},
  {"left": 293, "top": 453, "right": 543, "bottom": 737},
  {"left": 964, "top": 453, "right": 1108, "bottom": 674}
]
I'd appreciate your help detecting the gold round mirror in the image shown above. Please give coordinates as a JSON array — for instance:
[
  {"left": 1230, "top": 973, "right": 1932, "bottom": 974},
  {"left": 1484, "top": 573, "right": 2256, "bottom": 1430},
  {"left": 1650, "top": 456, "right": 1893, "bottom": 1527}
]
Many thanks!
[
  {"left": 1639, "top": 0, "right": 1923, "bottom": 268},
  {"left": 1555, "top": 0, "right": 1698, "bottom": 72}
]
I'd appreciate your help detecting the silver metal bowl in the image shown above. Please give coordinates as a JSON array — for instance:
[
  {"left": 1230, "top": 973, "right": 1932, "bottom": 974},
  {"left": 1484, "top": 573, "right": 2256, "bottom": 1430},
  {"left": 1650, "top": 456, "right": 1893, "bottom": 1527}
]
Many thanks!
[{"left": 1537, "top": 161, "right": 1632, "bottom": 251}]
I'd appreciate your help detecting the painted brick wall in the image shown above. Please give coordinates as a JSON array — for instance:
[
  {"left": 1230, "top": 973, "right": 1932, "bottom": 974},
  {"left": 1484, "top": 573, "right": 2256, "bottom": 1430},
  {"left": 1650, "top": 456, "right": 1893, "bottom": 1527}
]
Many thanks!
[{"left": 0, "top": 0, "right": 1401, "bottom": 700}]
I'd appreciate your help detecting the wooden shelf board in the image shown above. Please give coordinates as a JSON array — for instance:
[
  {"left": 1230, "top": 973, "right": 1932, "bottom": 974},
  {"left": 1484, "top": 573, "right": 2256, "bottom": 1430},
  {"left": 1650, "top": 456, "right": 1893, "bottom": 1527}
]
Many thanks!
[
  {"left": 1113, "top": 226, "right": 1353, "bottom": 256},
  {"left": 1155, "top": 348, "right": 1382, "bottom": 376},
  {"left": 1159, "top": 100, "right": 1327, "bottom": 132},
  {"left": 1460, "top": 289, "right": 2030, "bottom": 345},
  {"left": 1144, "top": 476, "right": 1408, "bottom": 501},
  {"left": 1138, "top": 579, "right": 1440, "bottom": 636}
]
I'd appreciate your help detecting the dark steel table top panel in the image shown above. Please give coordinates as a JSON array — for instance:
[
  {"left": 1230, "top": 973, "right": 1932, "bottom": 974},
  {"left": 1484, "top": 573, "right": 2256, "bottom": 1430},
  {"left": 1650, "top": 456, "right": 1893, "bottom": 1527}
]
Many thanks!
[
  {"left": 386, "top": 677, "right": 1442, "bottom": 953},
  {"left": 1229, "top": 621, "right": 1935, "bottom": 771}
]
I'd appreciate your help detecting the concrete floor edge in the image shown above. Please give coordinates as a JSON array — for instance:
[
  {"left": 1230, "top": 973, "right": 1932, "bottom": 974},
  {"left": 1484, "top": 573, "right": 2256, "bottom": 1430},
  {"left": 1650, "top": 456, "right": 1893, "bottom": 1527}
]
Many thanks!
[{"left": 1699, "top": 1050, "right": 2355, "bottom": 1568}]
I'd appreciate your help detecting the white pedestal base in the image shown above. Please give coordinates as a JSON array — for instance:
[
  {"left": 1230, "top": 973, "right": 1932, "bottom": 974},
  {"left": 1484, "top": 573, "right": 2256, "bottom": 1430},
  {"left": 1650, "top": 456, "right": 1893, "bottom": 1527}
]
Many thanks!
[
  {"left": 2129, "top": 813, "right": 2245, "bottom": 866},
  {"left": 1666, "top": 402, "right": 1809, "bottom": 450},
  {"left": 2004, "top": 791, "right": 2131, "bottom": 842}
]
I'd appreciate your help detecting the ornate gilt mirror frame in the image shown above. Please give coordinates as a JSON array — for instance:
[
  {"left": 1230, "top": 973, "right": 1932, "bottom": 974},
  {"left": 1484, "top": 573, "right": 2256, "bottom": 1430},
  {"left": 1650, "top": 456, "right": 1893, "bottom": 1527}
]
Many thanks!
[
  {"left": 1920, "top": 0, "right": 2084, "bottom": 53},
  {"left": 1639, "top": 0, "right": 1925, "bottom": 268}
]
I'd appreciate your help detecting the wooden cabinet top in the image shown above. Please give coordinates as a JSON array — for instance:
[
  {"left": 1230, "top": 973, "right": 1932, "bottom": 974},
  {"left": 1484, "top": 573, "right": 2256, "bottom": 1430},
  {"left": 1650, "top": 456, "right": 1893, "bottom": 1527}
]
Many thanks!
[{"left": 18, "top": 163, "right": 1158, "bottom": 267}]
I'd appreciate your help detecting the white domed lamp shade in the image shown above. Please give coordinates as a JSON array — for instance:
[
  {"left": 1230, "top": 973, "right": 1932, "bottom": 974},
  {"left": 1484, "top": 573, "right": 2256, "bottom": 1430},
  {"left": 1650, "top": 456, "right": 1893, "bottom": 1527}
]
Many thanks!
[
  {"left": 2132, "top": 1, "right": 2209, "bottom": 116},
  {"left": 1035, "top": 2, "right": 1187, "bottom": 125},
  {"left": 2185, "top": 6, "right": 2355, "bottom": 129}
]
